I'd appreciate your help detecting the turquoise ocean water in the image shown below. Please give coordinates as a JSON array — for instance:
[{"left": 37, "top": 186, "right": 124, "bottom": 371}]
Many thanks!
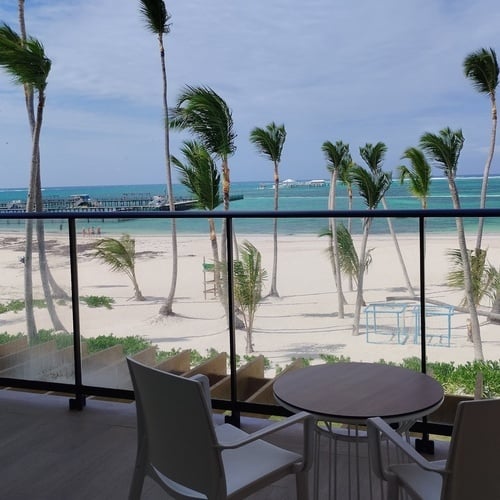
[{"left": 0, "top": 176, "right": 499, "bottom": 236}]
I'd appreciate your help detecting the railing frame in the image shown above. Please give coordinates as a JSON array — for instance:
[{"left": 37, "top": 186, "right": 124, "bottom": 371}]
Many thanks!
[{"left": 1, "top": 207, "right": 499, "bottom": 436}]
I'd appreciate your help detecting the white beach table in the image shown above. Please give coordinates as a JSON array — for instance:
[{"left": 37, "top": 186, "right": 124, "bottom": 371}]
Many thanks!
[{"left": 273, "top": 362, "right": 444, "bottom": 500}]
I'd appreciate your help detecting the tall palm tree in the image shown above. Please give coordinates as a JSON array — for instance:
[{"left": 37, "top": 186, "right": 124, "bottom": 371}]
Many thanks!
[
  {"left": 17, "top": 3, "right": 68, "bottom": 334},
  {"left": 351, "top": 165, "right": 391, "bottom": 335},
  {"left": 463, "top": 47, "right": 499, "bottom": 251},
  {"left": 171, "top": 85, "right": 236, "bottom": 212},
  {"left": 139, "top": 0, "right": 177, "bottom": 316},
  {"left": 322, "top": 140, "right": 350, "bottom": 317},
  {"left": 250, "top": 122, "right": 286, "bottom": 297},
  {"left": 360, "top": 142, "right": 415, "bottom": 298},
  {"left": 399, "top": 147, "right": 432, "bottom": 209},
  {"left": 171, "top": 85, "right": 236, "bottom": 267},
  {"left": 0, "top": 23, "right": 51, "bottom": 340},
  {"left": 420, "top": 127, "right": 484, "bottom": 360},
  {"left": 172, "top": 140, "right": 222, "bottom": 284},
  {"left": 93, "top": 234, "right": 145, "bottom": 301}
]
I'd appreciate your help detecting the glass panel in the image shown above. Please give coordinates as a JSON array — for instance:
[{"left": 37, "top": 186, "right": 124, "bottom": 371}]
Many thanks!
[{"left": 0, "top": 219, "right": 75, "bottom": 383}]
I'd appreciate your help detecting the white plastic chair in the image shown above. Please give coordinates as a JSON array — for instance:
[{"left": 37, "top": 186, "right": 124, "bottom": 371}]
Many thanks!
[
  {"left": 367, "top": 398, "right": 500, "bottom": 500},
  {"left": 126, "top": 357, "right": 314, "bottom": 499}
]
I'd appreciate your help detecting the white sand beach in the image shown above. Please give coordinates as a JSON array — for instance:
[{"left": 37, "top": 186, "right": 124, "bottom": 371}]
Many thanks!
[{"left": 1, "top": 230, "right": 499, "bottom": 374}]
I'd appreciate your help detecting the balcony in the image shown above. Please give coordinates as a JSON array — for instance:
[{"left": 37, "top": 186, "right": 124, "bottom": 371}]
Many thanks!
[{"left": 0, "top": 208, "right": 498, "bottom": 496}]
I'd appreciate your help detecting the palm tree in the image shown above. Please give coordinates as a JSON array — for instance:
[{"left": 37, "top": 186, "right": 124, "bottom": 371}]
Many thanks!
[
  {"left": 171, "top": 85, "right": 236, "bottom": 268},
  {"left": 446, "top": 248, "right": 497, "bottom": 307},
  {"left": 0, "top": 23, "right": 51, "bottom": 341},
  {"left": 351, "top": 165, "right": 392, "bottom": 335},
  {"left": 250, "top": 122, "right": 286, "bottom": 297},
  {"left": 463, "top": 47, "right": 499, "bottom": 251},
  {"left": 399, "top": 147, "right": 432, "bottom": 209},
  {"left": 172, "top": 140, "right": 222, "bottom": 284},
  {"left": 233, "top": 241, "right": 267, "bottom": 354},
  {"left": 93, "top": 234, "right": 145, "bottom": 301},
  {"left": 360, "top": 142, "right": 415, "bottom": 298},
  {"left": 335, "top": 222, "right": 373, "bottom": 289},
  {"left": 171, "top": 85, "right": 236, "bottom": 212},
  {"left": 338, "top": 156, "right": 356, "bottom": 291},
  {"left": 139, "top": 0, "right": 177, "bottom": 316},
  {"left": 17, "top": 3, "right": 68, "bottom": 333},
  {"left": 321, "top": 140, "right": 350, "bottom": 317},
  {"left": 420, "top": 127, "right": 484, "bottom": 360}
]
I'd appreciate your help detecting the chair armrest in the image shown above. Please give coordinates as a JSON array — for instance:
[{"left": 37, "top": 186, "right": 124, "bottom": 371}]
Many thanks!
[
  {"left": 217, "top": 411, "right": 313, "bottom": 449},
  {"left": 367, "top": 417, "right": 446, "bottom": 474}
]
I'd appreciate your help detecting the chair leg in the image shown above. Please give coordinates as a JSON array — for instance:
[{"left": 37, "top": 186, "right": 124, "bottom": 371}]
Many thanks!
[
  {"left": 128, "top": 443, "right": 147, "bottom": 500},
  {"left": 296, "top": 471, "right": 309, "bottom": 500},
  {"left": 386, "top": 476, "right": 399, "bottom": 500}
]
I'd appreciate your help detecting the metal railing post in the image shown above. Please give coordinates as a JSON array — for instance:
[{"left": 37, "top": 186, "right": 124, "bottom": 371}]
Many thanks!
[{"left": 68, "top": 218, "right": 86, "bottom": 410}]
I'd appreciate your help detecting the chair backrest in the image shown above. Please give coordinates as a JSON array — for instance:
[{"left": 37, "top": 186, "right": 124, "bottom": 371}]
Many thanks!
[
  {"left": 442, "top": 398, "right": 500, "bottom": 500},
  {"left": 127, "top": 357, "right": 226, "bottom": 498}
]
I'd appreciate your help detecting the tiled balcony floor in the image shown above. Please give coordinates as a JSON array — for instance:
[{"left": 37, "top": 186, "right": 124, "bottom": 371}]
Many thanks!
[{"left": 0, "top": 388, "right": 448, "bottom": 499}]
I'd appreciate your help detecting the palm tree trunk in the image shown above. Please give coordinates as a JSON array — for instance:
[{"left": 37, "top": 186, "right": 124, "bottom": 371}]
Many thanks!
[
  {"left": 347, "top": 186, "right": 354, "bottom": 291},
  {"left": 381, "top": 198, "right": 415, "bottom": 298},
  {"left": 158, "top": 34, "right": 177, "bottom": 316},
  {"left": 352, "top": 218, "right": 371, "bottom": 335},
  {"left": 270, "top": 162, "right": 279, "bottom": 296},
  {"left": 331, "top": 171, "right": 345, "bottom": 317},
  {"left": 24, "top": 219, "right": 37, "bottom": 341},
  {"left": 449, "top": 179, "right": 484, "bottom": 360},
  {"left": 476, "top": 94, "right": 497, "bottom": 251},
  {"left": 24, "top": 94, "right": 46, "bottom": 340}
]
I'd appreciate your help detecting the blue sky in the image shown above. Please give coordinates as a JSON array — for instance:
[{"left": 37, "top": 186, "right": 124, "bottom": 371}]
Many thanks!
[{"left": 1, "top": 0, "right": 500, "bottom": 188}]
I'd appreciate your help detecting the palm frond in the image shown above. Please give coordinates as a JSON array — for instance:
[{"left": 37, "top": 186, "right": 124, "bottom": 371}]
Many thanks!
[
  {"left": 419, "top": 128, "right": 464, "bottom": 178},
  {"left": 0, "top": 24, "right": 51, "bottom": 90},
  {"left": 171, "top": 85, "right": 236, "bottom": 159},
  {"left": 172, "top": 140, "right": 221, "bottom": 210},
  {"left": 351, "top": 165, "right": 391, "bottom": 209},
  {"left": 399, "top": 147, "right": 432, "bottom": 205},
  {"left": 463, "top": 47, "right": 499, "bottom": 96},
  {"left": 322, "top": 140, "right": 350, "bottom": 173},
  {"left": 359, "top": 142, "right": 387, "bottom": 174},
  {"left": 139, "top": 0, "right": 171, "bottom": 35},
  {"left": 93, "top": 234, "right": 136, "bottom": 282},
  {"left": 249, "top": 122, "right": 286, "bottom": 163}
]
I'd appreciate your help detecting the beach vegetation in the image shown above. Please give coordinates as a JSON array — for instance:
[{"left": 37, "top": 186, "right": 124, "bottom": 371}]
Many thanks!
[
  {"left": 139, "top": 0, "right": 178, "bottom": 317},
  {"left": 93, "top": 234, "right": 145, "bottom": 301},
  {"left": 338, "top": 157, "right": 357, "bottom": 291},
  {"left": 446, "top": 248, "right": 498, "bottom": 307},
  {"left": 0, "top": 299, "right": 46, "bottom": 314},
  {"left": 233, "top": 241, "right": 267, "bottom": 354},
  {"left": 322, "top": 140, "right": 351, "bottom": 316},
  {"left": 398, "top": 147, "right": 432, "bottom": 209},
  {"left": 85, "top": 334, "right": 151, "bottom": 356},
  {"left": 80, "top": 295, "right": 115, "bottom": 309},
  {"left": 250, "top": 122, "right": 287, "bottom": 297},
  {"left": 350, "top": 156, "right": 392, "bottom": 336},
  {"left": 463, "top": 47, "right": 499, "bottom": 252},
  {"left": 420, "top": 127, "right": 484, "bottom": 360},
  {"left": 173, "top": 140, "right": 222, "bottom": 293},
  {"left": 319, "top": 223, "right": 373, "bottom": 289}
]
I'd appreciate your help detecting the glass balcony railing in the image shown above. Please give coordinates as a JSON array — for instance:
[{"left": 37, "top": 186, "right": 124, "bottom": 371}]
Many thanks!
[{"left": 0, "top": 207, "right": 499, "bottom": 434}]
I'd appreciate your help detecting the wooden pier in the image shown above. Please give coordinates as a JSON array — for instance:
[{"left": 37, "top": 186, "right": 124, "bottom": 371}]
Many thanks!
[{"left": 0, "top": 193, "right": 243, "bottom": 214}]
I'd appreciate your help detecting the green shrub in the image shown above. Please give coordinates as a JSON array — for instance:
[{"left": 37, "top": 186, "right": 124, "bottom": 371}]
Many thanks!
[
  {"left": 85, "top": 334, "right": 150, "bottom": 355},
  {"left": 80, "top": 295, "right": 114, "bottom": 309},
  {"left": 0, "top": 332, "right": 24, "bottom": 343}
]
